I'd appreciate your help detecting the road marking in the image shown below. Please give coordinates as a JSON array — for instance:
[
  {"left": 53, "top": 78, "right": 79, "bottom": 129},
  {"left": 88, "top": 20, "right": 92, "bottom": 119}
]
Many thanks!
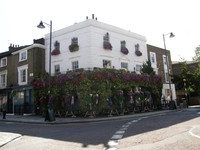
[
  {"left": 189, "top": 126, "right": 200, "bottom": 139},
  {"left": 122, "top": 125, "right": 129, "bottom": 128},
  {"left": 111, "top": 134, "right": 123, "bottom": 140},
  {"left": 116, "top": 130, "right": 125, "bottom": 134},
  {"left": 105, "top": 119, "right": 140, "bottom": 150}
]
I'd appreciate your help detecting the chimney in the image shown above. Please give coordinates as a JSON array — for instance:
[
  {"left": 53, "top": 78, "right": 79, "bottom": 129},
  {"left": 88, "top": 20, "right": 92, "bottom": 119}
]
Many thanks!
[
  {"left": 9, "top": 43, "right": 15, "bottom": 51},
  {"left": 92, "top": 14, "right": 94, "bottom": 19},
  {"left": 33, "top": 38, "right": 45, "bottom": 45},
  {"left": 86, "top": 16, "right": 88, "bottom": 20}
]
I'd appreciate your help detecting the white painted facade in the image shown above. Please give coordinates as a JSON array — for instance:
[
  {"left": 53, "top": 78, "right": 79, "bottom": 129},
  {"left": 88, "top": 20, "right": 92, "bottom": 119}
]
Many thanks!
[{"left": 44, "top": 19, "right": 148, "bottom": 74}]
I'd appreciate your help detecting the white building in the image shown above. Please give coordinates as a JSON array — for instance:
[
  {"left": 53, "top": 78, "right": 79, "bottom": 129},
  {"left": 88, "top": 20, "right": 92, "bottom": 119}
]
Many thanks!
[{"left": 44, "top": 18, "right": 148, "bottom": 75}]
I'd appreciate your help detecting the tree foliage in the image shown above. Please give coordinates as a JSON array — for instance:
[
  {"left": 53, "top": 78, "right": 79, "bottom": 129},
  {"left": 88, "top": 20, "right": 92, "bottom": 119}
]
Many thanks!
[
  {"left": 141, "top": 60, "right": 155, "bottom": 75},
  {"left": 173, "top": 61, "right": 200, "bottom": 94},
  {"left": 193, "top": 45, "right": 200, "bottom": 61}
]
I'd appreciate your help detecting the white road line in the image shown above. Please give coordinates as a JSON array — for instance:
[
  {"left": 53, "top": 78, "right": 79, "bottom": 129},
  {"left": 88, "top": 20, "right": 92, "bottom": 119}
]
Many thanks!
[
  {"left": 189, "top": 127, "right": 200, "bottom": 139},
  {"left": 111, "top": 134, "right": 123, "bottom": 140},
  {"left": 122, "top": 125, "right": 129, "bottom": 128},
  {"left": 132, "top": 120, "right": 138, "bottom": 123},
  {"left": 116, "top": 130, "right": 125, "bottom": 134},
  {"left": 105, "top": 118, "right": 141, "bottom": 150}
]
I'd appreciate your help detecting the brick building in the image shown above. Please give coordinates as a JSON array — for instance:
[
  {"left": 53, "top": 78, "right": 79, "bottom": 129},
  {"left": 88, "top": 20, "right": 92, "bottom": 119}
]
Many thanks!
[
  {"left": 147, "top": 44, "right": 176, "bottom": 102},
  {"left": 0, "top": 39, "right": 45, "bottom": 114}
]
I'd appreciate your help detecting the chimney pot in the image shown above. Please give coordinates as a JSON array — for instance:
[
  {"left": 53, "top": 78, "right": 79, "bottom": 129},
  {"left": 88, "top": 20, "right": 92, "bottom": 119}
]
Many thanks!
[{"left": 92, "top": 14, "right": 94, "bottom": 19}]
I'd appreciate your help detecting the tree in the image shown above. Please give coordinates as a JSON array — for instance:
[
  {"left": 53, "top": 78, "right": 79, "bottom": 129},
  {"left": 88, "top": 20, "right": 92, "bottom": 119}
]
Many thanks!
[
  {"left": 141, "top": 60, "right": 155, "bottom": 75},
  {"left": 193, "top": 45, "right": 200, "bottom": 61}
]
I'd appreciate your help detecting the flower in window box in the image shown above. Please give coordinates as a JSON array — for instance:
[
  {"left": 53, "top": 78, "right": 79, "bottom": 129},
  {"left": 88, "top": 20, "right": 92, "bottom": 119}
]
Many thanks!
[
  {"left": 51, "top": 41, "right": 61, "bottom": 56},
  {"left": 135, "top": 43, "right": 142, "bottom": 56},
  {"left": 103, "top": 32, "right": 112, "bottom": 50},
  {"left": 121, "top": 40, "right": 129, "bottom": 55},
  {"left": 69, "top": 44, "right": 79, "bottom": 52},
  {"left": 135, "top": 50, "right": 142, "bottom": 56},
  {"left": 121, "top": 47, "right": 129, "bottom": 55},
  {"left": 51, "top": 49, "right": 60, "bottom": 55},
  {"left": 69, "top": 37, "right": 79, "bottom": 52},
  {"left": 103, "top": 41, "right": 112, "bottom": 50}
]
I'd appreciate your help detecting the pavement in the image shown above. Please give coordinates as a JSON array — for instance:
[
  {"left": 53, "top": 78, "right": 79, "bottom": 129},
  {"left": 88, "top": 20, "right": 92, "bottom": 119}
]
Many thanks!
[{"left": 0, "top": 106, "right": 199, "bottom": 148}]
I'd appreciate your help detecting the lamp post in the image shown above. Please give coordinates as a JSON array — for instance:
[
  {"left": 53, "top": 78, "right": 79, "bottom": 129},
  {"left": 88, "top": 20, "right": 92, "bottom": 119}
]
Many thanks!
[
  {"left": 163, "top": 32, "right": 175, "bottom": 102},
  {"left": 37, "top": 20, "right": 55, "bottom": 121},
  {"left": 37, "top": 20, "right": 52, "bottom": 75}
]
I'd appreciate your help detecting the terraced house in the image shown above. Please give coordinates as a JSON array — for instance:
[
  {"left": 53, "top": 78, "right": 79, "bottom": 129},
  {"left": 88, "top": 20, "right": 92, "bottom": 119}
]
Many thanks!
[{"left": 0, "top": 39, "right": 45, "bottom": 114}]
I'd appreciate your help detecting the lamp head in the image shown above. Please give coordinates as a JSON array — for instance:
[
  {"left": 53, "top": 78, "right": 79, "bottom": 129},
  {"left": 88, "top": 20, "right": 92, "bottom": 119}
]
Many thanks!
[
  {"left": 169, "top": 32, "right": 175, "bottom": 38},
  {"left": 37, "top": 21, "right": 45, "bottom": 29}
]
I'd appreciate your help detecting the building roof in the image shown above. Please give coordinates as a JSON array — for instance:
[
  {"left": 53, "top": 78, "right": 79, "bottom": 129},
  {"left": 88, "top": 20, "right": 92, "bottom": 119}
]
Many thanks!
[{"left": 45, "top": 19, "right": 146, "bottom": 42}]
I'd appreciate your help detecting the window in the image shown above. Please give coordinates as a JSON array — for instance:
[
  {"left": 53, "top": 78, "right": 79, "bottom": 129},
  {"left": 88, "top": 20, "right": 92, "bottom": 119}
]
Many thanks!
[
  {"left": 0, "top": 57, "right": 7, "bottom": 67},
  {"left": 121, "top": 62, "right": 128, "bottom": 70},
  {"left": 54, "top": 64, "right": 60, "bottom": 73},
  {"left": 103, "top": 60, "right": 111, "bottom": 68},
  {"left": 19, "top": 50, "right": 27, "bottom": 62},
  {"left": 135, "top": 64, "right": 142, "bottom": 73},
  {"left": 150, "top": 52, "right": 156, "bottom": 64},
  {"left": 18, "top": 65, "right": 28, "bottom": 85},
  {"left": 165, "top": 72, "right": 169, "bottom": 83},
  {"left": 163, "top": 55, "right": 168, "bottom": 65},
  {"left": 72, "top": 61, "right": 79, "bottom": 71},
  {"left": 0, "top": 74, "right": 6, "bottom": 88}
]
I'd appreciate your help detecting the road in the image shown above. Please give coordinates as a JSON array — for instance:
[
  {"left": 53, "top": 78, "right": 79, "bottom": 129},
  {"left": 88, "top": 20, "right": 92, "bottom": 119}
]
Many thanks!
[{"left": 0, "top": 107, "right": 200, "bottom": 150}]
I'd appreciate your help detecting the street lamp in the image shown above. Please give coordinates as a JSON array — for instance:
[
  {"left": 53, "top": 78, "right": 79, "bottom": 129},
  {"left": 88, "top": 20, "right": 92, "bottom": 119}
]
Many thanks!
[
  {"left": 163, "top": 32, "right": 175, "bottom": 102},
  {"left": 37, "top": 20, "right": 55, "bottom": 121},
  {"left": 37, "top": 20, "right": 52, "bottom": 75}
]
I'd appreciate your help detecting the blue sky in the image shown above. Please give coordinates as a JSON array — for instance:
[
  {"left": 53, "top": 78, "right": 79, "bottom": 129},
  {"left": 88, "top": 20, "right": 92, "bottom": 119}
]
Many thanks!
[{"left": 1, "top": 0, "right": 199, "bottom": 61}]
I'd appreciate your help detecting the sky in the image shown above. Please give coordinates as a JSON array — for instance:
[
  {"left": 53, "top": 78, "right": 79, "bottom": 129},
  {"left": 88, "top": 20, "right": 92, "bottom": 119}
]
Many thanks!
[{"left": 1, "top": 0, "right": 199, "bottom": 61}]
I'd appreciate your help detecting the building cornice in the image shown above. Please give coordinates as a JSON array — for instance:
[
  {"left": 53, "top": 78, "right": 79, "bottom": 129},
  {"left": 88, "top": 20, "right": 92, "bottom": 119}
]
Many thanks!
[
  {"left": 46, "top": 19, "right": 146, "bottom": 42},
  {"left": 12, "top": 44, "right": 45, "bottom": 55}
]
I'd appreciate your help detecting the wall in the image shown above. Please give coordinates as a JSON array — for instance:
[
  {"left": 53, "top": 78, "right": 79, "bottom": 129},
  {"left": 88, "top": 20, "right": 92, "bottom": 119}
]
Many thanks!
[{"left": 45, "top": 19, "right": 147, "bottom": 74}]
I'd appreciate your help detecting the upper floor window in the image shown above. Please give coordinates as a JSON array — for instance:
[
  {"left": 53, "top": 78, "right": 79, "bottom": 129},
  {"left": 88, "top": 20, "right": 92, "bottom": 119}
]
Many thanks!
[
  {"left": 72, "top": 61, "right": 79, "bottom": 71},
  {"left": 19, "top": 50, "right": 27, "bottom": 62},
  {"left": 163, "top": 55, "right": 168, "bottom": 65},
  {"left": 103, "top": 60, "right": 111, "bottom": 68},
  {"left": 0, "top": 57, "right": 7, "bottom": 67},
  {"left": 103, "top": 33, "right": 112, "bottom": 50},
  {"left": 18, "top": 65, "right": 28, "bottom": 85},
  {"left": 69, "top": 37, "right": 79, "bottom": 52},
  {"left": 150, "top": 52, "right": 156, "bottom": 64},
  {"left": 121, "top": 62, "right": 128, "bottom": 70},
  {"left": 0, "top": 72, "right": 7, "bottom": 88}
]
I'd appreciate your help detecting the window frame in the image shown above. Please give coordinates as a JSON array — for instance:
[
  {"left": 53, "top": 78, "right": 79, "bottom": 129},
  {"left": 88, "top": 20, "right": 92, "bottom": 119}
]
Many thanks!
[
  {"left": 72, "top": 61, "right": 79, "bottom": 71},
  {"left": 135, "top": 64, "right": 142, "bottom": 73},
  {"left": 54, "top": 64, "right": 60, "bottom": 73},
  {"left": 121, "top": 62, "right": 128, "bottom": 70},
  {"left": 0, "top": 71, "right": 7, "bottom": 88},
  {"left": 0, "top": 57, "right": 7, "bottom": 67},
  {"left": 19, "top": 50, "right": 27, "bottom": 62},
  {"left": 18, "top": 65, "right": 28, "bottom": 85},
  {"left": 103, "top": 60, "right": 111, "bottom": 68}
]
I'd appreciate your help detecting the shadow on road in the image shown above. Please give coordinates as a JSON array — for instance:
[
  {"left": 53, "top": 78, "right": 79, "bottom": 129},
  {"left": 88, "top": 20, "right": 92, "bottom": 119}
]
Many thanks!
[{"left": 0, "top": 107, "right": 200, "bottom": 148}]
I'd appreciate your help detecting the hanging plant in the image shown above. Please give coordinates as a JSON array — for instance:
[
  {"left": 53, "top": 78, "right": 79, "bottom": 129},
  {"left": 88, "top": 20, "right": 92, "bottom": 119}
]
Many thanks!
[
  {"left": 69, "top": 37, "right": 79, "bottom": 52},
  {"left": 121, "top": 40, "right": 129, "bottom": 55},
  {"left": 121, "top": 47, "right": 129, "bottom": 55},
  {"left": 103, "top": 32, "right": 112, "bottom": 50},
  {"left": 51, "top": 49, "right": 60, "bottom": 55},
  {"left": 135, "top": 43, "right": 142, "bottom": 56},
  {"left": 52, "top": 41, "right": 61, "bottom": 56},
  {"left": 103, "top": 41, "right": 112, "bottom": 50}
]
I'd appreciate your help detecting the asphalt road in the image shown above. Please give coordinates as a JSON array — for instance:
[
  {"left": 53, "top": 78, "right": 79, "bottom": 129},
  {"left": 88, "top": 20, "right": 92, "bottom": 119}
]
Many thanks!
[{"left": 0, "top": 108, "right": 200, "bottom": 150}]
